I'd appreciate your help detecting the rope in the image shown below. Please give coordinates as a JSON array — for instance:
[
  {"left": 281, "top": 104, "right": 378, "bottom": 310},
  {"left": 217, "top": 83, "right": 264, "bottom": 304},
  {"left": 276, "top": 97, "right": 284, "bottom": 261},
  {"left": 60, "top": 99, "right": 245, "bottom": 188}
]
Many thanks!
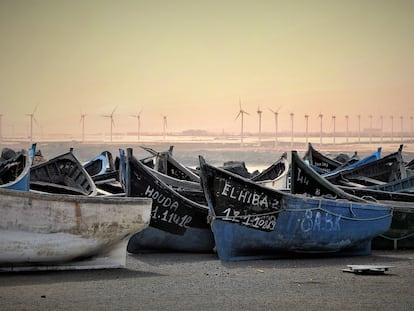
[
  {"left": 379, "top": 231, "right": 414, "bottom": 241},
  {"left": 210, "top": 201, "right": 392, "bottom": 222}
]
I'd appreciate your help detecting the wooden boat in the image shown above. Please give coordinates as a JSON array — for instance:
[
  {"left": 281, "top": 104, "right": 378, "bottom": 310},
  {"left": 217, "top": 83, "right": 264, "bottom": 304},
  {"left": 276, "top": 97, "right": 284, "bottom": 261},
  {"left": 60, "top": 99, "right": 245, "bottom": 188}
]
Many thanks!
[
  {"left": 0, "top": 144, "right": 36, "bottom": 191},
  {"left": 324, "top": 145, "right": 407, "bottom": 187},
  {"left": 372, "top": 201, "right": 414, "bottom": 250},
  {"left": 303, "top": 143, "right": 346, "bottom": 173},
  {"left": 291, "top": 151, "right": 414, "bottom": 251},
  {"left": 123, "top": 148, "right": 214, "bottom": 253},
  {"left": 83, "top": 150, "right": 115, "bottom": 177},
  {"left": 327, "top": 147, "right": 381, "bottom": 176},
  {"left": 251, "top": 152, "right": 290, "bottom": 189},
  {"left": 199, "top": 155, "right": 392, "bottom": 261},
  {"left": 30, "top": 149, "right": 97, "bottom": 196},
  {"left": 141, "top": 145, "right": 200, "bottom": 182},
  {"left": 365, "top": 174, "right": 414, "bottom": 193},
  {"left": 0, "top": 187, "right": 152, "bottom": 271}
]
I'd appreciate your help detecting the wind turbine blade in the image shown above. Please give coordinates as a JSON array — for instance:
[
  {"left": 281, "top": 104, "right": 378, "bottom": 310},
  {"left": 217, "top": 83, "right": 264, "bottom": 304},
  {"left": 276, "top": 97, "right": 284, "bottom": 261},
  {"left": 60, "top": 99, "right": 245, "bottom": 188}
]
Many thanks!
[
  {"left": 235, "top": 111, "right": 241, "bottom": 120},
  {"left": 111, "top": 106, "right": 117, "bottom": 116},
  {"left": 268, "top": 108, "right": 275, "bottom": 114},
  {"left": 33, "top": 104, "right": 39, "bottom": 115}
]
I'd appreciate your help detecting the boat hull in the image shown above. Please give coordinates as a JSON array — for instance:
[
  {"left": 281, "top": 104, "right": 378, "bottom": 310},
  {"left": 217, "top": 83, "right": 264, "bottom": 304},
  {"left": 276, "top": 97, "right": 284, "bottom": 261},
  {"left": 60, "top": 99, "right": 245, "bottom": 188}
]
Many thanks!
[
  {"left": 199, "top": 156, "right": 392, "bottom": 261},
  {"left": 0, "top": 188, "right": 152, "bottom": 270},
  {"left": 211, "top": 195, "right": 392, "bottom": 261}
]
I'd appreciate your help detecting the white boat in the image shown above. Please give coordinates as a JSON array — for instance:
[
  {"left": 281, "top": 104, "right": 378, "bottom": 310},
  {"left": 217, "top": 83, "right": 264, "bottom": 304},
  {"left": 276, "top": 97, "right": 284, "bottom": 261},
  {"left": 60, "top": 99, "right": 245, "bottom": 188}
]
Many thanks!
[{"left": 0, "top": 188, "right": 152, "bottom": 271}]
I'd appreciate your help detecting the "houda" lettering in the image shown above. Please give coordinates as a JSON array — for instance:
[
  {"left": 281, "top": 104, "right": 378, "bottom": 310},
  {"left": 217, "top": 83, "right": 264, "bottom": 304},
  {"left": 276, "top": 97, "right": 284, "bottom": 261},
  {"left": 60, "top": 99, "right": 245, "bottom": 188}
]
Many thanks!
[{"left": 144, "top": 185, "right": 179, "bottom": 211}]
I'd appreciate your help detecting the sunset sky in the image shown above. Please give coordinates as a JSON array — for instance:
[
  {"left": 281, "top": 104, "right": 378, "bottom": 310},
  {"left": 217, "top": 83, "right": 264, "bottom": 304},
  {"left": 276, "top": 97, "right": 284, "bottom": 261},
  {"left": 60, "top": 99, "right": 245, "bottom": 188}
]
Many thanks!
[{"left": 0, "top": 0, "right": 413, "bottom": 138}]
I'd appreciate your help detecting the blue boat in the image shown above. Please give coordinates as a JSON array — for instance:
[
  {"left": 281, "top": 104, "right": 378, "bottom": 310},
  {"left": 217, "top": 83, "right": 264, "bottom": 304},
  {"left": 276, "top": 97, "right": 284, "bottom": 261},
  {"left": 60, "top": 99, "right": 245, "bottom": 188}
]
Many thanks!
[
  {"left": 83, "top": 150, "right": 115, "bottom": 177},
  {"left": 199, "top": 155, "right": 392, "bottom": 261},
  {"left": 324, "top": 145, "right": 407, "bottom": 187},
  {"left": 0, "top": 144, "right": 36, "bottom": 191},
  {"left": 122, "top": 148, "right": 214, "bottom": 253}
]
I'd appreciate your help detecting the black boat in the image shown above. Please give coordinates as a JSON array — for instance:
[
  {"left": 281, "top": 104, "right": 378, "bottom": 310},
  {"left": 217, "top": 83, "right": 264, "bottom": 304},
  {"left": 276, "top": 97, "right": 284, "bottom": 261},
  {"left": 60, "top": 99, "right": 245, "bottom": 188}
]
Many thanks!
[
  {"left": 30, "top": 149, "right": 97, "bottom": 196},
  {"left": 123, "top": 148, "right": 214, "bottom": 253},
  {"left": 290, "top": 150, "right": 414, "bottom": 250},
  {"left": 303, "top": 142, "right": 349, "bottom": 173},
  {"left": 140, "top": 145, "right": 200, "bottom": 182},
  {"left": 324, "top": 145, "right": 407, "bottom": 187}
]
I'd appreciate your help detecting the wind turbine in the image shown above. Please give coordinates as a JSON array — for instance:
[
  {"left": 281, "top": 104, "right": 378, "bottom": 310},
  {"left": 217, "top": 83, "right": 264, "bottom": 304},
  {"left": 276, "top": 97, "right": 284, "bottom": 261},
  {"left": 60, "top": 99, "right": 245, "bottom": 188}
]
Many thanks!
[
  {"left": 380, "top": 115, "right": 384, "bottom": 142},
  {"left": 332, "top": 115, "right": 336, "bottom": 145},
  {"left": 162, "top": 115, "right": 168, "bottom": 139},
  {"left": 80, "top": 113, "right": 86, "bottom": 142},
  {"left": 0, "top": 113, "right": 3, "bottom": 143},
  {"left": 318, "top": 113, "right": 323, "bottom": 147},
  {"left": 235, "top": 101, "right": 249, "bottom": 146},
  {"left": 369, "top": 115, "right": 373, "bottom": 144},
  {"left": 269, "top": 106, "right": 282, "bottom": 148},
  {"left": 411, "top": 116, "right": 413, "bottom": 143},
  {"left": 290, "top": 112, "right": 294, "bottom": 147},
  {"left": 25, "top": 104, "right": 38, "bottom": 144},
  {"left": 400, "top": 116, "right": 404, "bottom": 142},
  {"left": 130, "top": 110, "right": 142, "bottom": 141},
  {"left": 304, "top": 114, "right": 309, "bottom": 145},
  {"left": 345, "top": 115, "right": 349, "bottom": 143},
  {"left": 390, "top": 115, "right": 394, "bottom": 141},
  {"left": 103, "top": 106, "right": 117, "bottom": 142},
  {"left": 257, "top": 105, "right": 262, "bottom": 145},
  {"left": 357, "top": 114, "right": 361, "bottom": 143}
]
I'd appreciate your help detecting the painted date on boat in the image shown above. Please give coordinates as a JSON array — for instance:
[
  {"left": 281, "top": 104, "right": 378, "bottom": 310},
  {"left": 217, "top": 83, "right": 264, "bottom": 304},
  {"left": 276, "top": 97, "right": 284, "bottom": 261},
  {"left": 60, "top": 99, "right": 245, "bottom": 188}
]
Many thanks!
[{"left": 221, "top": 208, "right": 277, "bottom": 231}]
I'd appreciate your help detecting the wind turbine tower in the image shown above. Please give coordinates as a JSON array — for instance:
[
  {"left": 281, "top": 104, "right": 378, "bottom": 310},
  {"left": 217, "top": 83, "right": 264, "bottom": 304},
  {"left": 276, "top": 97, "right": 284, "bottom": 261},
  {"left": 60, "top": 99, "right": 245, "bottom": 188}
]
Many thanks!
[
  {"left": 257, "top": 106, "right": 262, "bottom": 145},
  {"left": 400, "top": 116, "right": 404, "bottom": 142},
  {"left": 269, "top": 106, "right": 282, "bottom": 148},
  {"left": 25, "top": 105, "right": 38, "bottom": 144},
  {"left": 345, "top": 115, "right": 349, "bottom": 143},
  {"left": 103, "top": 106, "right": 117, "bottom": 142},
  {"left": 235, "top": 101, "right": 249, "bottom": 146},
  {"left": 162, "top": 115, "right": 168, "bottom": 140},
  {"left": 304, "top": 114, "right": 309, "bottom": 145},
  {"left": 318, "top": 113, "right": 323, "bottom": 147},
  {"left": 411, "top": 116, "right": 413, "bottom": 143},
  {"left": 80, "top": 113, "right": 86, "bottom": 142},
  {"left": 390, "top": 115, "right": 394, "bottom": 141},
  {"left": 369, "top": 115, "right": 373, "bottom": 144},
  {"left": 357, "top": 114, "right": 361, "bottom": 143},
  {"left": 332, "top": 115, "right": 336, "bottom": 145},
  {"left": 0, "top": 113, "right": 3, "bottom": 143},
  {"left": 131, "top": 110, "right": 142, "bottom": 141},
  {"left": 290, "top": 112, "right": 294, "bottom": 147},
  {"left": 380, "top": 115, "right": 384, "bottom": 142}
]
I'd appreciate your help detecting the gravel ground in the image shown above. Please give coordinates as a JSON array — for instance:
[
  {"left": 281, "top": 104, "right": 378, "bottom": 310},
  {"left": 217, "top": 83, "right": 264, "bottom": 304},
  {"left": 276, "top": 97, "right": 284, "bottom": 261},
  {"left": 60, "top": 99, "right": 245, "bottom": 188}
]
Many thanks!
[{"left": 1, "top": 250, "right": 413, "bottom": 311}]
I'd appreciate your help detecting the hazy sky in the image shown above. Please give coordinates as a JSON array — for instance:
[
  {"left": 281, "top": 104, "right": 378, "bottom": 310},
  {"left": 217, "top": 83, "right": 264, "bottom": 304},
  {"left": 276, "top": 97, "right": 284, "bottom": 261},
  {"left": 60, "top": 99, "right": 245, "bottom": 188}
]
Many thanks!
[{"left": 1, "top": 0, "right": 413, "bottom": 138}]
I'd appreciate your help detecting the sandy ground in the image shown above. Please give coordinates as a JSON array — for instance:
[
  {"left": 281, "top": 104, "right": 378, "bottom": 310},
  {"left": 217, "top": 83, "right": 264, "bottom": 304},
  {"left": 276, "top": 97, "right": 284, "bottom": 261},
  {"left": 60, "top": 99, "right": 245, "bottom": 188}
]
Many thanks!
[{"left": 1, "top": 250, "right": 413, "bottom": 311}]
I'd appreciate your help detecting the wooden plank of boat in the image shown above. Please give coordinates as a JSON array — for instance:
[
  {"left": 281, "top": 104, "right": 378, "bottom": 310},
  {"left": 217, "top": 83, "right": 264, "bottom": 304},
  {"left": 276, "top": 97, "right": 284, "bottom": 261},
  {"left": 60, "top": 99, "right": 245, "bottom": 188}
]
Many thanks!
[
  {"left": 30, "top": 149, "right": 97, "bottom": 196},
  {"left": 303, "top": 143, "right": 343, "bottom": 173},
  {"left": 0, "top": 144, "right": 36, "bottom": 191},
  {"left": 324, "top": 145, "right": 407, "bottom": 185},
  {"left": 251, "top": 152, "right": 290, "bottom": 189},
  {"left": 342, "top": 265, "right": 393, "bottom": 274},
  {"left": 366, "top": 173, "right": 414, "bottom": 193},
  {"left": 0, "top": 187, "right": 152, "bottom": 271},
  {"left": 123, "top": 148, "right": 214, "bottom": 253},
  {"left": 199, "top": 155, "right": 392, "bottom": 261}
]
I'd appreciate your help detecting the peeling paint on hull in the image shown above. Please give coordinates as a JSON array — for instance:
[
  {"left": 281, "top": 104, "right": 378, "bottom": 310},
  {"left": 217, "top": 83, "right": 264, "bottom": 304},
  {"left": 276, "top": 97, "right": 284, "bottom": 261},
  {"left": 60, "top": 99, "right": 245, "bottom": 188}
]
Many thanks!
[{"left": 0, "top": 188, "right": 152, "bottom": 271}]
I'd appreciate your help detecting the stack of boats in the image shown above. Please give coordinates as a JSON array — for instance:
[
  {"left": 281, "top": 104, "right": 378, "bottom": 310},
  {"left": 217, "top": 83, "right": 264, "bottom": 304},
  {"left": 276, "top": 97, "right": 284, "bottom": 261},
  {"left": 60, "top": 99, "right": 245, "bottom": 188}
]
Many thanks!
[{"left": 1, "top": 142, "right": 413, "bottom": 269}]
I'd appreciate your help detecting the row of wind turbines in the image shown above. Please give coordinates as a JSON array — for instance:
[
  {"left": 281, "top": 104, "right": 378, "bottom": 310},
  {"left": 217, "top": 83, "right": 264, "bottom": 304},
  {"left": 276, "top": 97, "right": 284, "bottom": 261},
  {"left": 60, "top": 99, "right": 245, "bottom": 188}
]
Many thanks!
[
  {"left": 235, "top": 102, "right": 414, "bottom": 146},
  {"left": 1, "top": 104, "right": 413, "bottom": 145}
]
